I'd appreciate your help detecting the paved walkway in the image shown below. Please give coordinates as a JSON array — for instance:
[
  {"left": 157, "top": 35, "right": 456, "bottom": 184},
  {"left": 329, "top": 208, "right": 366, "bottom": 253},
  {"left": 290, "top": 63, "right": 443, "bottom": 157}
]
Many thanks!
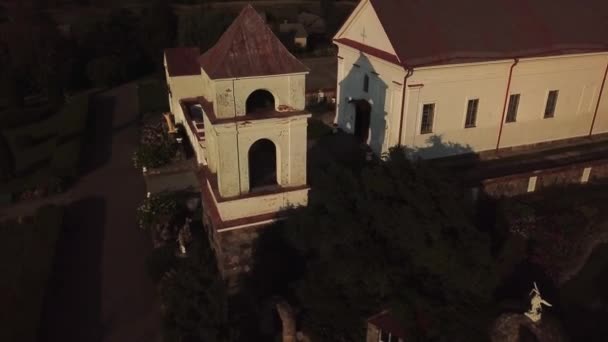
[{"left": 30, "top": 83, "right": 162, "bottom": 342}]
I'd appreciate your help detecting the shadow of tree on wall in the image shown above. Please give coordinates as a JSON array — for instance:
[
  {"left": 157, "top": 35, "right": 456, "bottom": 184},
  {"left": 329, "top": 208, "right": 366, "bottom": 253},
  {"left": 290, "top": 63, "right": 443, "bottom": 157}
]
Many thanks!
[
  {"left": 405, "top": 134, "right": 474, "bottom": 160},
  {"left": 336, "top": 52, "right": 387, "bottom": 156}
]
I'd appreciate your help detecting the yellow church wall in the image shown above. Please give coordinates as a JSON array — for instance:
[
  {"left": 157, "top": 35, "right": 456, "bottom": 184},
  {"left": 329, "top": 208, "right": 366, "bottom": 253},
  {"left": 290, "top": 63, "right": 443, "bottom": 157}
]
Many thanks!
[
  {"left": 209, "top": 182, "right": 309, "bottom": 222},
  {"left": 590, "top": 68, "right": 608, "bottom": 135},
  {"left": 212, "top": 73, "right": 308, "bottom": 119},
  {"left": 206, "top": 114, "right": 310, "bottom": 198}
]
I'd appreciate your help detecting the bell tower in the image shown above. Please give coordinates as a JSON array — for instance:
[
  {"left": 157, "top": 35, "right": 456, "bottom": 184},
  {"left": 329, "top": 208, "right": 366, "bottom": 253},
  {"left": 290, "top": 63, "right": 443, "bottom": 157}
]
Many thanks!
[{"left": 195, "top": 5, "right": 311, "bottom": 289}]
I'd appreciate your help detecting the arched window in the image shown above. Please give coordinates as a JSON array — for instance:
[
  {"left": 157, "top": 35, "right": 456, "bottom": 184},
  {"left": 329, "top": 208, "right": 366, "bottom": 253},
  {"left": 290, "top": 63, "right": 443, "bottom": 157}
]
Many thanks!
[
  {"left": 363, "top": 74, "right": 369, "bottom": 93},
  {"left": 248, "top": 139, "right": 277, "bottom": 190},
  {"left": 246, "top": 89, "right": 275, "bottom": 115}
]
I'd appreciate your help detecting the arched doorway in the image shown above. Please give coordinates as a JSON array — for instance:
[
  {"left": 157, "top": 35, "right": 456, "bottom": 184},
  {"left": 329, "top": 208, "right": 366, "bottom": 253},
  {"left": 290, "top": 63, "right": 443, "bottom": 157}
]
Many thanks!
[
  {"left": 353, "top": 99, "right": 371, "bottom": 144},
  {"left": 246, "top": 89, "right": 275, "bottom": 115},
  {"left": 248, "top": 139, "right": 277, "bottom": 190}
]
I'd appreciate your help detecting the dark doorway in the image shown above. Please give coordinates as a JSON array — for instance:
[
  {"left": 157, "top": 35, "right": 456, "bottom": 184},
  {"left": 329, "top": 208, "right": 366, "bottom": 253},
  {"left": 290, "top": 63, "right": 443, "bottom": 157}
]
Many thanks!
[
  {"left": 246, "top": 90, "right": 275, "bottom": 115},
  {"left": 353, "top": 99, "right": 371, "bottom": 144},
  {"left": 248, "top": 139, "right": 277, "bottom": 190}
]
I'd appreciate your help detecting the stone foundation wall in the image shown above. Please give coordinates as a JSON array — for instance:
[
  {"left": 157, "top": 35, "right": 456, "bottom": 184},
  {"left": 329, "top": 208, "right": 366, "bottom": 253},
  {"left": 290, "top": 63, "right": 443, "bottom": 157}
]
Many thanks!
[
  {"left": 482, "top": 161, "right": 608, "bottom": 198},
  {"left": 216, "top": 227, "right": 263, "bottom": 290},
  {"left": 202, "top": 209, "right": 267, "bottom": 292}
]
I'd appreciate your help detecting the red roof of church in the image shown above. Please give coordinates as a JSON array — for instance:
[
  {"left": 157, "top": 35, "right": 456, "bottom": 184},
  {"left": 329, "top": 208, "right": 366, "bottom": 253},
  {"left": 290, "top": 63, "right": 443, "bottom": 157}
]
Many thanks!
[
  {"left": 164, "top": 47, "right": 201, "bottom": 76},
  {"left": 368, "top": 0, "right": 608, "bottom": 68},
  {"left": 199, "top": 5, "right": 309, "bottom": 79}
]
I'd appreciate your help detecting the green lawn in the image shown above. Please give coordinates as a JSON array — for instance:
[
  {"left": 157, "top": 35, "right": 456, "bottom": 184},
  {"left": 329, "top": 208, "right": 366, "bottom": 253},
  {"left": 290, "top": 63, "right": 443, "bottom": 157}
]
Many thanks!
[
  {"left": 138, "top": 80, "right": 169, "bottom": 114},
  {"left": 0, "top": 93, "right": 90, "bottom": 196},
  {"left": 0, "top": 206, "right": 64, "bottom": 342}
]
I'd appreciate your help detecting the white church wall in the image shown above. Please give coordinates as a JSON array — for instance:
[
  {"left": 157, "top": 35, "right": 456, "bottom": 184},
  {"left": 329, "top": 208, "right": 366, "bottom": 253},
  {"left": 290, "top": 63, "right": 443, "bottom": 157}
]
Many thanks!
[
  {"left": 499, "top": 54, "right": 607, "bottom": 148},
  {"left": 213, "top": 124, "right": 242, "bottom": 198},
  {"left": 212, "top": 73, "right": 308, "bottom": 119},
  {"left": 213, "top": 79, "right": 237, "bottom": 119},
  {"left": 337, "top": 0, "right": 396, "bottom": 56},
  {"left": 208, "top": 114, "right": 310, "bottom": 198},
  {"left": 594, "top": 77, "right": 608, "bottom": 134},
  {"left": 207, "top": 181, "right": 309, "bottom": 222},
  {"left": 403, "top": 60, "right": 512, "bottom": 156},
  {"left": 402, "top": 53, "right": 608, "bottom": 157},
  {"left": 165, "top": 74, "right": 204, "bottom": 123},
  {"left": 204, "top": 113, "right": 219, "bottom": 173},
  {"left": 335, "top": 43, "right": 405, "bottom": 155}
]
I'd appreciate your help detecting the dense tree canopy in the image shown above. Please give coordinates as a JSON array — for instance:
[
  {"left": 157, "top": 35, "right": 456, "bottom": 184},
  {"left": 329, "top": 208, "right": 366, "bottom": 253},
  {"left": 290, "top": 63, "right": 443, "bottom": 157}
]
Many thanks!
[
  {"left": 158, "top": 239, "right": 231, "bottom": 342},
  {"left": 266, "top": 147, "right": 500, "bottom": 341},
  {"left": 177, "top": 7, "right": 234, "bottom": 52}
]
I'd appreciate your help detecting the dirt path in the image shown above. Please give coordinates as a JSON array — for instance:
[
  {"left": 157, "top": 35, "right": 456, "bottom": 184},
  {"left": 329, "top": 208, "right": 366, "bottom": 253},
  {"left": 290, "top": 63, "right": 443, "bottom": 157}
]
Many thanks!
[{"left": 35, "top": 83, "right": 162, "bottom": 342}]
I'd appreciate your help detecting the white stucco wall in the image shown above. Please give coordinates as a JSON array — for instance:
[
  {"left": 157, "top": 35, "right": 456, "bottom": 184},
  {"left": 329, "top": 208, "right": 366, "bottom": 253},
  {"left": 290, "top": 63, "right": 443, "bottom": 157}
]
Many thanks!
[
  {"left": 206, "top": 181, "right": 309, "bottom": 221},
  {"left": 204, "top": 114, "right": 310, "bottom": 198},
  {"left": 334, "top": 43, "right": 406, "bottom": 155},
  {"left": 164, "top": 73, "right": 204, "bottom": 123},
  {"left": 593, "top": 80, "right": 608, "bottom": 134},
  {"left": 335, "top": 44, "right": 608, "bottom": 158},
  {"left": 211, "top": 73, "right": 307, "bottom": 119},
  {"left": 403, "top": 53, "right": 608, "bottom": 157},
  {"left": 333, "top": 0, "right": 608, "bottom": 158},
  {"left": 336, "top": 0, "right": 396, "bottom": 56}
]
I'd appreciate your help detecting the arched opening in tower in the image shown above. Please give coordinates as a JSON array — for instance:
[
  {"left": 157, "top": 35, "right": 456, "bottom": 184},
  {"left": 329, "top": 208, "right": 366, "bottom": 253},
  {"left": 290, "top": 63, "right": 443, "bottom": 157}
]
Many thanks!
[
  {"left": 248, "top": 138, "right": 277, "bottom": 190},
  {"left": 246, "top": 89, "right": 275, "bottom": 115}
]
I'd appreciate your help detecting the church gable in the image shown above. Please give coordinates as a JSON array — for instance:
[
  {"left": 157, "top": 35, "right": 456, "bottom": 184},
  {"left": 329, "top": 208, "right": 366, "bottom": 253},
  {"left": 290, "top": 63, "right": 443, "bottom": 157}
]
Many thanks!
[{"left": 336, "top": 0, "right": 396, "bottom": 57}]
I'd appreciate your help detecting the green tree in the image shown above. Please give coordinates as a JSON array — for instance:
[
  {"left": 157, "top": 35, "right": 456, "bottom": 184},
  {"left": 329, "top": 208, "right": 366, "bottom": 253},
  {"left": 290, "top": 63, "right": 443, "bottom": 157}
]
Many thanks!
[
  {"left": 137, "top": 0, "right": 177, "bottom": 72},
  {"left": 320, "top": 0, "right": 338, "bottom": 35},
  {"left": 274, "top": 147, "right": 498, "bottom": 341},
  {"left": 177, "top": 7, "right": 233, "bottom": 52},
  {"left": 159, "top": 239, "right": 232, "bottom": 342},
  {"left": 1, "top": 3, "right": 69, "bottom": 107}
]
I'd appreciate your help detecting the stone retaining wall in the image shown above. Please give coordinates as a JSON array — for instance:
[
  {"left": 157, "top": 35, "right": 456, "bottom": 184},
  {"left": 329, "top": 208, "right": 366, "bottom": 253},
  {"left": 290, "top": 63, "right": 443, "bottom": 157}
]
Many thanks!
[{"left": 482, "top": 160, "right": 608, "bottom": 198}]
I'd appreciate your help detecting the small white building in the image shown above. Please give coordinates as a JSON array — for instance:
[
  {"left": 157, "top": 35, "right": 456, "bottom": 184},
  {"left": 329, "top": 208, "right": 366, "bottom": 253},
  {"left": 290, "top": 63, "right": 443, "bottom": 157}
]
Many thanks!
[{"left": 333, "top": 0, "right": 608, "bottom": 158}]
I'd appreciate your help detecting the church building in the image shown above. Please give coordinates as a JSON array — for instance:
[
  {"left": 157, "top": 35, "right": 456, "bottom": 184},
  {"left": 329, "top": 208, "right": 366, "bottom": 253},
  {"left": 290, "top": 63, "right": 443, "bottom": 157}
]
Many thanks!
[
  {"left": 334, "top": 0, "right": 608, "bottom": 158},
  {"left": 163, "top": 5, "right": 310, "bottom": 287}
]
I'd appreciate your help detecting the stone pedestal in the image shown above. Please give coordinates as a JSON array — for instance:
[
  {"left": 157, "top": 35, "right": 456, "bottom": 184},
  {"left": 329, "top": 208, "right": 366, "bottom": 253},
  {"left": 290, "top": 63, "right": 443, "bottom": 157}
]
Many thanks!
[{"left": 491, "top": 313, "right": 567, "bottom": 342}]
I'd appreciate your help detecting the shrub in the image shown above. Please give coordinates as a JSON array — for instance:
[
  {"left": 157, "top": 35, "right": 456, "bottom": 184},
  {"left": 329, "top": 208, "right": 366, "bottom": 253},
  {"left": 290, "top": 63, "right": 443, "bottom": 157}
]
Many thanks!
[
  {"left": 146, "top": 243, "right": 178, "bottom": 283},
  {"left": 136, "top": 191, "right": 179, "bottom": 231},
  {"left": 132, "top": 142, "right": 176, "bottom": 169},
  {"left": 133, "top": 116, "right": 177, "bottom": 169}
]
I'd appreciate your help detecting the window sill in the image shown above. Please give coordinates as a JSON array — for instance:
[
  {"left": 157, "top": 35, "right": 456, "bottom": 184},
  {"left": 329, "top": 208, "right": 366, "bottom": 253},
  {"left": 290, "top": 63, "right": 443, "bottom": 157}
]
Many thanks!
[
  {"left": 465, "top": 125, "right": 476, "bottom": 129},
  {"left": 543, "top": 115, "right": 554, "bottom": 119},
  {"left": 420, "top": 131, "right": 433, "bottom": 135}
]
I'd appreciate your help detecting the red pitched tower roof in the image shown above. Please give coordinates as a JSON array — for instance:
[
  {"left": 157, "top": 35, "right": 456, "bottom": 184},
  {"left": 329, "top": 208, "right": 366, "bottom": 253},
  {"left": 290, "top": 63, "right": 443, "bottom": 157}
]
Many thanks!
[{"left": 199, "top": 4, "right": 309, "bottom": 79}]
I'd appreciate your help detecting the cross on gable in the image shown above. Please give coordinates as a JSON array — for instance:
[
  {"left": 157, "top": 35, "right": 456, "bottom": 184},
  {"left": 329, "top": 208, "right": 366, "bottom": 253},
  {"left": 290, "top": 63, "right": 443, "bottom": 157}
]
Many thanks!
[{"left": 360, "top": 27, "right": 367, "bottom": 42}]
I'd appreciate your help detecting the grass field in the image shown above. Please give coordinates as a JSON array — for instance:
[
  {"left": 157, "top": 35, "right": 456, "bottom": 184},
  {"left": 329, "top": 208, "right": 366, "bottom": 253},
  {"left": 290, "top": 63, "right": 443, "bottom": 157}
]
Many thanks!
[
  {"left": 0, "top": 93, "right": 91, "bottom": 195},
  {"left": 0, "top": 206, "right": 64, "bottom": 342},
  {"left": 138, "top": 80, "right": 169, "bottom": 115}
]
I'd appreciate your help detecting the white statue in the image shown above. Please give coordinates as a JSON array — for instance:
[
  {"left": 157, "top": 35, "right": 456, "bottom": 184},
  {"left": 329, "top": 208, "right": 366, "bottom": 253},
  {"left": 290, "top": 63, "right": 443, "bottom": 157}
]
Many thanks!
[
  {"left": 177, "top": 218, "right": 192, "bottom": 257},
  {"left": 524, "top": 282, "right": 552, "bottom": 322},
  {"left": 177, "top": 231, "right": 187, "bottom": 256}
]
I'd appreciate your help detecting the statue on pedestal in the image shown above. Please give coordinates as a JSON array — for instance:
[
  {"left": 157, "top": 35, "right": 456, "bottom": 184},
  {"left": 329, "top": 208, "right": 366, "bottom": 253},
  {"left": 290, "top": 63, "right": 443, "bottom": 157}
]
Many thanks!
[
  {"left": 524, "top": 282, "right": 552, "bottom": 323},
  {"left": 177, "top": 217, "right": 193, "bottom": 257}
]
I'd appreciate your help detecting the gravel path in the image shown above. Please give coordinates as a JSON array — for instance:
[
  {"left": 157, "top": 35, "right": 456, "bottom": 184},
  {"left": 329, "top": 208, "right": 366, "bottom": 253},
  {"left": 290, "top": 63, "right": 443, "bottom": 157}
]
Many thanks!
[{"left": 33, "top": 83, "right": 162, "bottom": 342}]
